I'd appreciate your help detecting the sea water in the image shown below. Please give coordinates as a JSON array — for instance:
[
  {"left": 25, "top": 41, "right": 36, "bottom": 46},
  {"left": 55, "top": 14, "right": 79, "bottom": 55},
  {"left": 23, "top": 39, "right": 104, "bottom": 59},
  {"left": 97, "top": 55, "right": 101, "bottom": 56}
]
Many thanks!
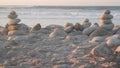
[{"left": 0, "top": 6, "right": 120, "bottom": 27}]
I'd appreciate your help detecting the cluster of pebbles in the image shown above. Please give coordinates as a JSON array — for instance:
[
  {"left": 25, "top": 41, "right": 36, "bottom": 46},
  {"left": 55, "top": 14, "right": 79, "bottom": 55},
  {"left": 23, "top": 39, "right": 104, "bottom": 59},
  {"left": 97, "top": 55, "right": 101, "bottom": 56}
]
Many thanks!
[{"left": 0, "top": 10, "right": 119, "bottom": 68}]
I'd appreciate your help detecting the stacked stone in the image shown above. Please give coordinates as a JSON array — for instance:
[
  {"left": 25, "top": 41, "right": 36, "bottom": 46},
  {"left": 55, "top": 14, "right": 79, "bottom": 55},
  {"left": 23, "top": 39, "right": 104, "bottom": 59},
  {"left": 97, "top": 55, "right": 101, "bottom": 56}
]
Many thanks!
[
  {"left": 100, "top": 10, "right": 114, "bottom": 31},
  {"left": 7, "top": 11, "right": 29, "bottom": 36},
  {"left": 7, "top": 11, "right": 21, "bottom": 32},
  {"left": 81, "top": 18, "right": 91, "bottom": 29}
]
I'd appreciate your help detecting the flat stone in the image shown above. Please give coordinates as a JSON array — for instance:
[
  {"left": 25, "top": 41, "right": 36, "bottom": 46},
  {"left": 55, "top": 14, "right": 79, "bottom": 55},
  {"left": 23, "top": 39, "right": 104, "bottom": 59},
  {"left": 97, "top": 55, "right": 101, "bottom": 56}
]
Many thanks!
[
  {"left": 103, "top": 10, "right": 111, "bottom": 14},
  {"left": 100, "top": 23, "right": 114, "bottom": 31},
  {"left": 8, "top": 14, "right": 18, "bottom": 19},
  {"left": 7, "top": 24, "right": 19, "bottom": 31},
  {"left": 100, "top": 20, "right": 112, "bottom": 24},
  {"left": 7, "top": 19, "right": 21, "bottom": 25},
  {"left": 90, "top": 28, "right": 109, "bottom": 37},
  {"left": 100, "top": 14, "right": 113, "bottom": 19}
]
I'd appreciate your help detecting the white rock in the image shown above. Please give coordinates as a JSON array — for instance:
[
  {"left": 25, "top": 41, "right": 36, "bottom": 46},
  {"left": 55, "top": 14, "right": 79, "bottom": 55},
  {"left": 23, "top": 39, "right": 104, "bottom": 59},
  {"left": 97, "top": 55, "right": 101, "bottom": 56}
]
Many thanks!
[
  {"left": 49, "top": 28, "right": 67, "bottom": 39},
  {"left": 7, "top": 19, "right": 21, "bottom": 25}
]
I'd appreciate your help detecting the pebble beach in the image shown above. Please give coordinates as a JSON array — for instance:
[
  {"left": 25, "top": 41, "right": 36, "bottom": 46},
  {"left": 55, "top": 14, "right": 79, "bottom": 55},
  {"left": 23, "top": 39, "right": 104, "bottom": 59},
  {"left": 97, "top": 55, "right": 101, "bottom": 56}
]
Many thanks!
[{"left": 0, "top": 10, "right": 120, "bottom": 68}]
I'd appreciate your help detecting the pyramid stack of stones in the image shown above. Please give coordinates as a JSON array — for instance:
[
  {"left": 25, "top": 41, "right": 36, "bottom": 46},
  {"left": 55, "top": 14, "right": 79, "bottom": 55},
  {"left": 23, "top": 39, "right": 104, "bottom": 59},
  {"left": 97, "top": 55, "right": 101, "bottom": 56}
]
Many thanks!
[
  {"left": 81, "top": 18, "right": 91, "bottom": 29},
  {"left": 100, "top": 10, "right": 114, "bottom": 31},
  {"left": 7, "top": 11, "right": 28, "bottom": 36}
]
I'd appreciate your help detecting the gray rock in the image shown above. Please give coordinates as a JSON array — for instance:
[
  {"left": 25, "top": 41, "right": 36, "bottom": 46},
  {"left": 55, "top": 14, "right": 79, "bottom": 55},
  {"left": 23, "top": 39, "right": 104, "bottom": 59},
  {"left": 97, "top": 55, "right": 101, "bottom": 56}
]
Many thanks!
[
  {"left": 103, "top": 10, "right": 111, "bottom": 14},
  {"left": 81, "top": 18, "right": 91, "bottom": 29},
  {"left": 90, "top": 42, "right": 113, "bottom": 58},
  {"left": 69, "top": 31, "right": 82, "bottom": 36},
  {"left": 100, "top": 14, "right": 113, "bottom": 19},
  {"left": 8, "top": 30, "right": 27, "bottom": 36},
  {"left": 8, "top": 14, "right": 18, "bottom": 19},
  {"left": 100, "top": 20, "right": 112, "bottom": 24},
  {"left": 64, "top": 26, "right": 74, "bottom": 33},
  {"left": 100, "top": 23, "right": 114, "bottom": 31},
  {"left": 63, "top": 22, "right": 73, "bottom": 28},
  {"left": 45, "top": 24, "right": 63, "bottom": 30},
  {"left": 82, "top": 24, "right": 98, "bottom": 36},
  {"left": 90, "top": 28, "right": 109, "bottom": 37},
  {"left": 49, "top": 28, "right": 67, "bottom": 39},
  {"left": 73, "top": 23, "right": 83, "bottom": 31},
  {"left": 106, "top": 37, "right": 120, "bottom": 50},
  {"left": 89, "top": 36, "right": 107, "bottom": 43}
]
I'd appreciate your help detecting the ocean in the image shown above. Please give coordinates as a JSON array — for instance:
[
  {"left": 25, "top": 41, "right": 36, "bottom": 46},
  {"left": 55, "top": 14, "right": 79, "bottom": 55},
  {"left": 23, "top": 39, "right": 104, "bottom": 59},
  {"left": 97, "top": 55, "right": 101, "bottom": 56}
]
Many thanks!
[{"left": 0, "top": 6, "right": 120, "bottom": 27}]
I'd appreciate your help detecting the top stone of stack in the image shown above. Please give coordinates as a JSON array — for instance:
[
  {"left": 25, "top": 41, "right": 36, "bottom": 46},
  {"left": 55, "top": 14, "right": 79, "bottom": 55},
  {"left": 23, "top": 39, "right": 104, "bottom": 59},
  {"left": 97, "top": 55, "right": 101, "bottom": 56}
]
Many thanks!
[
  {"left": 8, "top": 11, "right": 18, "bottom": 19},
  {"left": 100, "top": 10, "right": 113, "bottom": 20}
]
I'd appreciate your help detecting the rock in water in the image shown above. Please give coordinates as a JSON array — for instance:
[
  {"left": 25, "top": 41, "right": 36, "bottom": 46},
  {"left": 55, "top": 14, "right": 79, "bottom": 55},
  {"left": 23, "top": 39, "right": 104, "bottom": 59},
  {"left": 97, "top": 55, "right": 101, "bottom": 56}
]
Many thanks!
[
  {"left": 90, "top": 28, "right": 109, "bottom": 37},
  {"left": 49, "top": 28, "right": 67, "bottom": 39}
]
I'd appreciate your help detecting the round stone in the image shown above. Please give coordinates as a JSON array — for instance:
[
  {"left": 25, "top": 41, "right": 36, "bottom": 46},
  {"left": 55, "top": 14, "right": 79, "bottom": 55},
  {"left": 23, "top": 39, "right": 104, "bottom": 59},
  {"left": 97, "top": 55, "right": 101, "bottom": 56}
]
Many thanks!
[
  {"left": 64, "top": 22, "right": 73, "bottom": 28},
  {"left": 82, "top": 18, "right": 89, "bottom": 22},
  {"left": 100, "top": 14, "right": 113, "bottom": 19},
  {"left": 103, "top": 10, "right": 111, "bottom": 14},
  {"left": 9, "top": 11, "right": 16, "bottom": 15},
  {"left": 64, "top": 26, "right": 74, "bottom": 33}
]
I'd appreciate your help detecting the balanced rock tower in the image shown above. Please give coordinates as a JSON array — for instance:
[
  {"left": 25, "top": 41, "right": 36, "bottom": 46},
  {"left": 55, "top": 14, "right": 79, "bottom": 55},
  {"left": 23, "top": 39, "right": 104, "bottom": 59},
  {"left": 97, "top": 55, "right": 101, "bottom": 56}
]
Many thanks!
[
  {"left": 7, "top": 11, "right": 28, "bottom": 36},
  {"left": 100, "top": 10, "right": 114, "bottom": 31}
]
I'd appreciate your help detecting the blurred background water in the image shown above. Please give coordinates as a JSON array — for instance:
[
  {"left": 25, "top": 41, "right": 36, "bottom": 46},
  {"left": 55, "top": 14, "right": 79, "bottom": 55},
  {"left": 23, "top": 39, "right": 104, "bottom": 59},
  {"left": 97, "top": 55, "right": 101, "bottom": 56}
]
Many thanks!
[{"left": 0, "top": 6, "right": 120, "bottom": 27}]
